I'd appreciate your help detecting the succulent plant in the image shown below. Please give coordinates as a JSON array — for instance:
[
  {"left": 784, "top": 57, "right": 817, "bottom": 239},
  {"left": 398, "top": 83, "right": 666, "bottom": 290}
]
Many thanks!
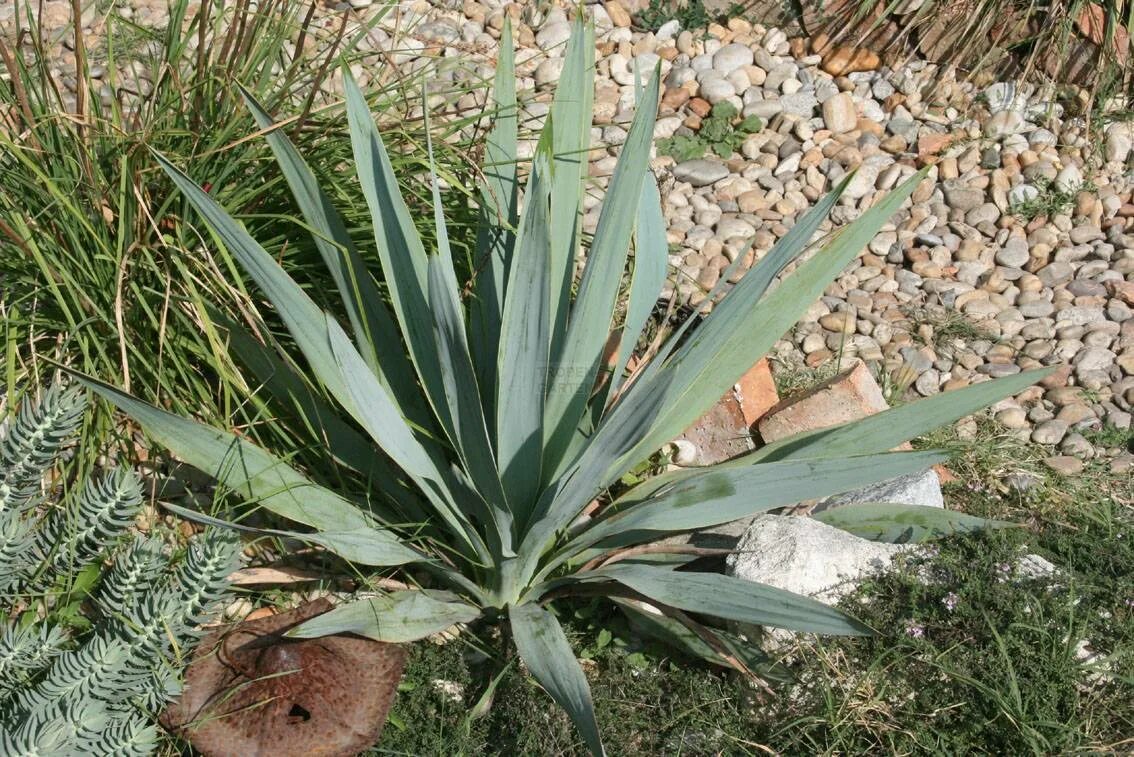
[{"left": 76, "top": 17, "right": 1048, "bottom": 753}]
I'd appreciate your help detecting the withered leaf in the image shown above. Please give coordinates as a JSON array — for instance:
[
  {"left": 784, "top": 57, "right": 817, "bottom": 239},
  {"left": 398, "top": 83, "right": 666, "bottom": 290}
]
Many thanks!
[{"left": 162, "top": 598, "right": 406, "bottom": 757}]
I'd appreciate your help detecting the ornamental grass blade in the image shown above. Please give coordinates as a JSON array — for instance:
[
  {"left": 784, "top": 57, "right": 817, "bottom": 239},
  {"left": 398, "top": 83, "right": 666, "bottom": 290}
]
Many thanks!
[
  {"left": 153, "top": 152, "right": 352, "bottom": 405},
  {"left": 509, "top": 602, "right": 604, "bottom": 756},
  {"left": 343, "top": 69, "right": 453, "bottom": 438},
  {"left": 566, "top": 450, "right": 944, "bottom": 554},
  {"left": 547, "top": 16, "right": 595, "bottom": 355},
  {"left": 542, "top": 64, "right": 660, "bottom": 475},
  {"left": 749, "top": 367, "right": 1055, "bottom": 463},
  {"left": 288, "top": 591, "right": 481, "bottom": 642},
  {"left": 74, "top": 373, "right": 373, "bottom": 533},
  {"left": 813, "top": 503, "right": 1016, "bottom": 543},
  {"left": 239, "top": 86, "right": 426, "bottom": 424},
  {"left": 496, "top": 128, "right": 553, "bottom": 515},
  {"left": 596, "top": 168, "right": 929, "bottom": 492},
  {"left": 470, "top": 18, "right": 519, "bottom": 413},
  {"left": 596, "top": 564, "right": 871, "bottom": 636}
]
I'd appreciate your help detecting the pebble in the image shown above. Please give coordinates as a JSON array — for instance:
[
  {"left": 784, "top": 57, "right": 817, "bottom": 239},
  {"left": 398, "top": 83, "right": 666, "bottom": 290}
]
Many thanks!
[
  {"left": 1032, "top": 419, "right": 1069, "bottom": 445},
  {"left": 1044, "top": 455, "right": 1085, "bottom": 475},
  {"left": 672, "top": 159, "right": 729, "bottom": 187},
  {"left": 713, "top": 43, "right": 754, "bottom": 74},
  {"left": 13, "top": 1, "right": 1130, "bottom": 467},
  {"left": 822, "top": 92, "right": 856, "bottom": 134}
]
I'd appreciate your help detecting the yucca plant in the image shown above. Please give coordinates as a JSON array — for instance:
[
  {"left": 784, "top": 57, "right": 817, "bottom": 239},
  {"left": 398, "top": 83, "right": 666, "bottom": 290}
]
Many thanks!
[{"left": 74, "top": 18, "right": 1050, "bottom": 753}]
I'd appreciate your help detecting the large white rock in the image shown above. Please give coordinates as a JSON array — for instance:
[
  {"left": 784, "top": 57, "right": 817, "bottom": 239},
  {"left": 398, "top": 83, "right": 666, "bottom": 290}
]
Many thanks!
[{"left": 726, "top": 515, "right": 912, "bottom": 605}]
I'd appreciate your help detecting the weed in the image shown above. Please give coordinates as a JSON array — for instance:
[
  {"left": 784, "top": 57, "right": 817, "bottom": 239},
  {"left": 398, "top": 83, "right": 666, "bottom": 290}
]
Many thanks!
[
  {"left": 1012, "top": 176, "right": 1097, "bottom": 220},
  {"left": 658, "top": 101, "right": 763, "bottom": 160},
  {"left": 904, "top": 304, "right": 992, "bottom": 349},
  {"left": 914, "top": 413, "right": 1050, "bottom": 495},
  {"left": 768, "top": 356, "right": 840, "bottom": 398},
  {"left": 1081, "top": 424, "right": 1134, "bottom": 453},
  {"left": 875, "top": 360, "right": 918, "bottom": 406},
  {"left": 636, "top": 0, "right": 747, "bottom": 32}
]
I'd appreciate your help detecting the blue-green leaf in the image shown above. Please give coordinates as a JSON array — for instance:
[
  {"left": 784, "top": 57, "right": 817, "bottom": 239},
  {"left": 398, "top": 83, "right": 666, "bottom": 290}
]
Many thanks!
[
  {"left": 289, "top": 590, "right": 481, "bottom": 642},
  {"left": 542, "top": 64, "right": 660, "bottom": 476},
  {"left": 469, "top": 18, "right": 519, "bottom": 415},
  {"left": 239, "top": 86, "right": 425, "bottom": 423},
  {"left": 75, "top": 373, "right": 372, "bottom": 533},
  {"left": 509, "top": 602, "right": 604, "bottom": 755},
  {"left": 153, "top": 152, "right": 352, "bottom": 405},
  {"left": 565, "top": 451, "right": 944, "bottom": 555},
  {"left": 343, "top": 69, "right": 453, "bottom": 438},
  {"left": 547, "top": 17, "right": 596, "bottom": 356},
  {"left": 813, "top": 503, "right": 1016, "bottom": 543},
  {"left": 496, "top": 128, "right": 553, "bottom": 516},
  {"left": 592, "top": 168, "right": 929, "bottom": 496},
  {"left": 596, "top": 564, "right": 871, "bottom": 636},
  {"left": 750, "top": 368, "right": 1055, "bottom": 463},
  {"left": 161, "top": 502, "right": 422, "bottom": 567}
]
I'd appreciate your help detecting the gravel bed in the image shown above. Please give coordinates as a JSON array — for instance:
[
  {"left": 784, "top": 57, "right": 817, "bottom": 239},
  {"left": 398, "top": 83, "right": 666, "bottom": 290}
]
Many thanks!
[{"left": 6, "top": 0, "right": 1132, "bottom": 466}]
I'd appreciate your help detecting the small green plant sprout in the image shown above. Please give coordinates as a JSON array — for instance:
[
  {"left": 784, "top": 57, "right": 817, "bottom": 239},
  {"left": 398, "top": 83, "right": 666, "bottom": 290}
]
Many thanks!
[
  {"left": 74, "top": 18, "right": 1050, "bottom": 754},
  {"left": 0, "top": 384, "right": 238, "bottom": 755},
  {"left": 658, "top": 101, "right": 763, "bottom": 160},
  {"left": 636, "top": 0, "right": 747, "bottom": 32},
  {"left": 1011, "top": 176, "right": 1098, "bottom": 221}
]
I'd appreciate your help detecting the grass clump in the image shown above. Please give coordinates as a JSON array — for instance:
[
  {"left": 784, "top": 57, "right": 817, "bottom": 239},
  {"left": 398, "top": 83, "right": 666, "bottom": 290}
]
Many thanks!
[
  {"left": 658, "top": 101, "right": 763, "bottom": 160},
  {"left": 1012, "top": 176, "right": 1097, "bottom": 220},
  {"left": 0, "top": 0, "right": 478, "bottom": 472}
]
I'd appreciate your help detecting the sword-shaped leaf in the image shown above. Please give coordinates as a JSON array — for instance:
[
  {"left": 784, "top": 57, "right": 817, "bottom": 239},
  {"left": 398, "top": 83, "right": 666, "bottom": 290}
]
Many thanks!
[
  {"left": 75, "top": 373, "right": 371, "bottom": 534},
  {"left": 564, "top": 451, "right": 944, "bottom": 555},
  {"left": 496, "top": 128, "right": 553, "bottom": 516},
  {"left": 598, "top": 173, "right": 668, "bottom": 412},
  {"left": 426, "top": 257, "right": 515, "bottom": 557},
  {"left": 596, "top": 564, "right": 871, "bottom": 635},
  {"left": 422, "top": 108, "right": 513, "bottom": 555},
  {"left": 153, "top": 152, "right": 352, "bottom": 405},
  {"left": 592, "top": 168, "right": 929, "bottom": 495},
  {"left": 749, "top": 368, "right": 1055, "bottom": 463},
  {"left": 542, "top": 64, "right": 660, "bottom": 475},
  {"left": 510, "top": 602, "right": 604, "bottom": 756},
  {"left": 547, "top": 16, "right": 595, "bottom": 355},
  {"left": 470, "top": 18, "right": 519, "bottom": 413},
  {"left": 813, "top": 503, "right": 1016, "bottom": 543},
  {"left": 239, "top": 86, "right": 425, "bottom": 423},
  {"left": 289, "top": 591, "right": 481, "bottom": 642},
  {"left": 162, "top": 502, "right": 422, "bottom": 567},
  {"left": 209, "top": 309, "right": 421, "bottom": 515},
  {"left": 326, "top": 317, "right": 488, "bottom": 560},
  {"left": 343, "top": 69, "right": 454, "bottom": 439}
]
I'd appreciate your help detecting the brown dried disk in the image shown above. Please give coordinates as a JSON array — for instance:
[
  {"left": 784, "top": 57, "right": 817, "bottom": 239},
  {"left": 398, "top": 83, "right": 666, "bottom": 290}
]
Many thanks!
[{"left": 161, "top": 598, "right": 406, "bottom": 757}]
